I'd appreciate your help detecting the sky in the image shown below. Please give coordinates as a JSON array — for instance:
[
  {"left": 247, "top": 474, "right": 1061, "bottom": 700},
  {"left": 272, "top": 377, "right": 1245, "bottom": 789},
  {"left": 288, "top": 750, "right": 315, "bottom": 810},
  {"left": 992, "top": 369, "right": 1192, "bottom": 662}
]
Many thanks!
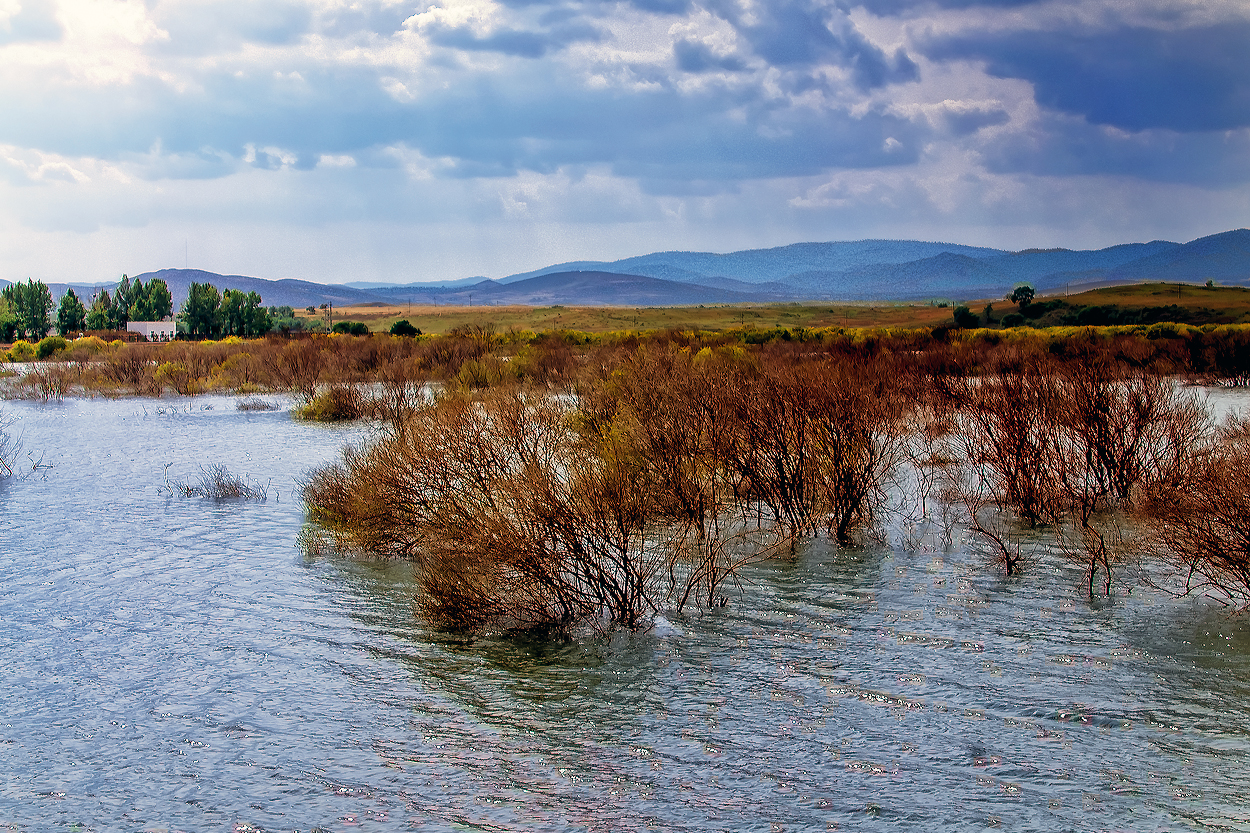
[{"left": 1, "top": 0, "right": 1248, "bottom": 285}]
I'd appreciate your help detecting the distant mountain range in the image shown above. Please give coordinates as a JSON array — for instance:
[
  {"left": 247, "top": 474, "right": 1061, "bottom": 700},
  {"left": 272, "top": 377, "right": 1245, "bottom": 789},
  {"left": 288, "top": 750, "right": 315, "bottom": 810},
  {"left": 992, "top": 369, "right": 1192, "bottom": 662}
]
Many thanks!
[{"left": 6, "top": 229, "right": 1248, "bottom": 308}]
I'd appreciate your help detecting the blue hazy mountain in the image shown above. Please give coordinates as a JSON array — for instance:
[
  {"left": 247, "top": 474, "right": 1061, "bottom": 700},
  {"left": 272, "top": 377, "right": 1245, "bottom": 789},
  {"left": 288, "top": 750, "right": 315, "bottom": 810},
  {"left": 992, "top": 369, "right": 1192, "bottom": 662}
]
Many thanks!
[
  {"left": 20, "top": 229, "right": 1248, "bottom": 308},
  {"left": 122, "top": 269, "right": 386, "bottom": 308},
  {"left": 498, "top": 240, "right": 1008, "bottom": 286},
  {"left": 490, "top": 236, "right": 1207, "bottom": 300},
  {"left": 1102, "top": 229, "right": 1250, "bottom": 283}
]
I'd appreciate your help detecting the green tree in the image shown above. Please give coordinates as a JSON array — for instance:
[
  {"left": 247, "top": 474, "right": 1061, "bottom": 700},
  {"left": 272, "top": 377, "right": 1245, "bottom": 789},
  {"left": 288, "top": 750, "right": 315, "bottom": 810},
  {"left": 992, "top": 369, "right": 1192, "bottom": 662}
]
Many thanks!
[
  {"left": 114, "top": 275, "right": 133, "bottom": 329},
  {"left": 181, "top": 282, "right": 221, "bottom": 338},
  {"left": 85, "top": 290, "right": 113, "bottom": 331},
  {"left": 220, "top": 288, "right": 246, "bottom": 336},
  {"left": 243, "top": 292, "right": 271, "bottom": 336},
  {"left": 129, "top": 278, "right": 153, "bottom": 321},
  {"left": 219, "top": 289, "right": 270, "bottom": 337},
  {"left": 1, "top": 279, "right": 54, "bottom": 340},
  {"left": 57, "top": 288, "right": 87, "bottom": 335},
  {"left": 1009, "top": 284, "right": 1035, "bottom": 307},
  {"left": 0, "top": 296, "right": 16, "bottom": 342},
  {"left": 145, "top": 279, "right": 173, "bottom": 321},
  {"left": 29, "top": 281, "right": 53, "bottom": 339}
]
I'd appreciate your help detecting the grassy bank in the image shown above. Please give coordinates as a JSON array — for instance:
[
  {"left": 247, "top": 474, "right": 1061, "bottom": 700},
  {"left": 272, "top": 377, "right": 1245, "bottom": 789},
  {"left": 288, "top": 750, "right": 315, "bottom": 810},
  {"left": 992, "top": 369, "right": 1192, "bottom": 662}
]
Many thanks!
[{"left": 4, "top": 320, "right": 1250, "bottom": 404}]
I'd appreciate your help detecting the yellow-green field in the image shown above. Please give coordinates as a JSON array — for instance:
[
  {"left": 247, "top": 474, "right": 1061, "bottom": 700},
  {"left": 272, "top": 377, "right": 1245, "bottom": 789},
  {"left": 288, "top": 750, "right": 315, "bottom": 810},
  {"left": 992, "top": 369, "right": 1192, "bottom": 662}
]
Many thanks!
[
  {"left": 299, "top": 300, "right": 966, "bottom": 335},
  {"left": 297, "top": 282, "right": 1250, "bottom": 334}
]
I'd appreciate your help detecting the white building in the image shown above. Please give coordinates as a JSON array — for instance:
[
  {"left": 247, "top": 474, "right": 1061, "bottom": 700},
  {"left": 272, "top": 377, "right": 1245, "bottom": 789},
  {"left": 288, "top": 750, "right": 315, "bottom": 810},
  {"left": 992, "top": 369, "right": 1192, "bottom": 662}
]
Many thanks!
[{"left": 126, "top": 320, "right": 178, "bottom": 342}]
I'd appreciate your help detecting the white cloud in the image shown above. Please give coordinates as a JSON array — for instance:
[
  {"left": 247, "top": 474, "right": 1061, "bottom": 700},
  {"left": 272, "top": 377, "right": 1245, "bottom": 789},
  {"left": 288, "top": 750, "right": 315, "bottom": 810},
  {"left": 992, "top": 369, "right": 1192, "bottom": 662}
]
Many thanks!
[
  {"left": 317, "top": 153, "right": 355, "bottom": 167},
  {"left": 0, "top": 0, "right": 1244, "bottom": 285}
]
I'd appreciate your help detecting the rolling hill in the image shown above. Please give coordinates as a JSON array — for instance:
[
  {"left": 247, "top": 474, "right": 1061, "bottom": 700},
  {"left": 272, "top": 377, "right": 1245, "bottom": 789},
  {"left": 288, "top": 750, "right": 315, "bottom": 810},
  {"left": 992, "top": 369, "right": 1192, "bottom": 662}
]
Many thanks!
[{"left": 12, "top": 228, "right": 1248, "bottom": 309}]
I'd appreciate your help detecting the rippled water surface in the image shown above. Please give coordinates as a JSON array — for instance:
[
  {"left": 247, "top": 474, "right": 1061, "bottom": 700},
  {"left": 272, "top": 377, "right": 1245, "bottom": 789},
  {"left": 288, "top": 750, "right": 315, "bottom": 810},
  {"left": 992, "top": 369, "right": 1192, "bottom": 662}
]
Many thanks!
[{"left": 2, "top": 395, "right": 1249, "bottom": 832}]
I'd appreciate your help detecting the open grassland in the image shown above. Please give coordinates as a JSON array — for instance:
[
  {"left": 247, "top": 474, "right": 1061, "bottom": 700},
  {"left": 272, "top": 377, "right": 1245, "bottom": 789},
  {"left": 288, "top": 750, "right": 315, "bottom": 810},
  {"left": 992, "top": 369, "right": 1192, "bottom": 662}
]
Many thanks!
[
  {"left": 298, "top": 283, "right": 1250, "bottom": 334},
  {"left": 297, "top": 300, "right": 963, "bottom": 334}
]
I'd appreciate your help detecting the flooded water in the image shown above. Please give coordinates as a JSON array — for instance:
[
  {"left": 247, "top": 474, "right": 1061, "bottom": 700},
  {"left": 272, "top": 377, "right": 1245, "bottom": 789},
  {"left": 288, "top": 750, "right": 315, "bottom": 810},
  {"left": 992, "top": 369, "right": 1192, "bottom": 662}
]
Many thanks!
[{"left": 1, "top": 394, "right": 1249, "bottom": 832}]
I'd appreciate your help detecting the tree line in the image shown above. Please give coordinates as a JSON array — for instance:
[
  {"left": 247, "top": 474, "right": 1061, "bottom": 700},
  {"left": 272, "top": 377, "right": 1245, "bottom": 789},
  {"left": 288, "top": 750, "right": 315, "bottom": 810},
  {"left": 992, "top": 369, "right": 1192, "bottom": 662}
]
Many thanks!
[
  {"left": 83, "top": 275, "right": 174, "bottom": 331},
  {"left": 1, "top": 280, "right": 54, "bottom": 341},
  {"left": 0, "top": 276, "right": 285, "bottom": 342},
  {"left": 1, "top": 276, "right": 173, "bottom": 341},
  {"left": 180, "top": 282, "right": 272, "bottom": 338}
]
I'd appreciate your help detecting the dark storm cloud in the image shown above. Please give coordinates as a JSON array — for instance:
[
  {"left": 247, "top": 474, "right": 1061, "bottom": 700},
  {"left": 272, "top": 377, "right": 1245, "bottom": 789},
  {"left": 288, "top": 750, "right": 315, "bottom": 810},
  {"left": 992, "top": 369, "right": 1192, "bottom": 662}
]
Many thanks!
[
  {"left": 924, "top": 21, "right": 1250, "bottom": 132},
  {"left": 981, "top": 115, "right": 1250, "bottom": 185},
  {"left": 700, "top": 0, "right": 919, "bottom": 88}
]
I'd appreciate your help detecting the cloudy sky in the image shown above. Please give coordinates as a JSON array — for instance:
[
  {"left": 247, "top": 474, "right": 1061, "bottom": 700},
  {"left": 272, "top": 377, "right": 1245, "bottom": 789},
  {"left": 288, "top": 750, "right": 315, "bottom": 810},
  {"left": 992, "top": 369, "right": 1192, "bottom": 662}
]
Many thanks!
[{"left": 1, "top": 0, "right": 1248, "bottom": 284}]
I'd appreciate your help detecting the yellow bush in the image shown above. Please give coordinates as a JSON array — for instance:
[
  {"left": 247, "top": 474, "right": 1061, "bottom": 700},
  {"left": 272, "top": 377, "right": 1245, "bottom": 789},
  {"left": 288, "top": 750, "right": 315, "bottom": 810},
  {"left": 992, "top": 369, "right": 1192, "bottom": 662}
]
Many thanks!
[
  {"left": 155, "top": 361, "right": 201, "bottom": 395},
  {"left": 74, "top": 336, "right": 108, "bottom": 354},
  {"left": 8, "top": 340, "right": 35, "bottom": 362}
]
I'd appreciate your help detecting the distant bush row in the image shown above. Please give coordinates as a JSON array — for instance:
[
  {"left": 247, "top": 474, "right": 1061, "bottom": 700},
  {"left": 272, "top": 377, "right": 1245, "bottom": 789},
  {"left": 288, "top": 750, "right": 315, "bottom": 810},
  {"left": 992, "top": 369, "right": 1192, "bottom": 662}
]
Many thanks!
[{"left": 5, "top": 322, "right": 1250, "bottom": 397}]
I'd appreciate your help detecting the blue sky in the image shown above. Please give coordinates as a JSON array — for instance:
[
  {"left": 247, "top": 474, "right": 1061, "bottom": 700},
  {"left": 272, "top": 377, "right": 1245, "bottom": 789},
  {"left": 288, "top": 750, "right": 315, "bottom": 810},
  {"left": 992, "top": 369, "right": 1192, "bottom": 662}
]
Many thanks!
[{"left": 1, "top": 0, "right": 1248, "bottom": 284}]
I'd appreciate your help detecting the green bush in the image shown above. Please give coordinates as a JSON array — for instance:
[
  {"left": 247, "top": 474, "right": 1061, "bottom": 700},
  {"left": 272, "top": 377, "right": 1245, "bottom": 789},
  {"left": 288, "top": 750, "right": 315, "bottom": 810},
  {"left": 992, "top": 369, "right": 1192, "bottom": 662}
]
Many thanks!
[
  {"left": 8, "top": 340, "right": 35, "bottom": 362},
  {"left": 1001, "top": 313, "right": 1026, "bottom": 328},
  {"left": 952, "top": 306, "right": 979, "bottom": 328},
  {"left": 36, "top": 335, "right": 68, "bottom": 360},
  {"left": 332, "top": 321, "right": 369, "bottom": 336},
  {"left": 390, "top": 319, "right": 420, "bottom": 337}
]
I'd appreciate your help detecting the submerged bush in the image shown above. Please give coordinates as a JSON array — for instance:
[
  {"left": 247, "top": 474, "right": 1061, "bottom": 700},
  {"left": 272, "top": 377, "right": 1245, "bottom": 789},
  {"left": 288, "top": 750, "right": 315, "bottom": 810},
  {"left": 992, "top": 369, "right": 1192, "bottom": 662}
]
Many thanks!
[
  {"left": 236, "top": 397, "right": 279, "bottom": 411},
  {"left": 1145, "top": 412, "right": 1250, "bottom": 609},
  {"left": 297, "top": 385, "right": 365, "bottom": 421},
  {"left": 0, "top": 411, "right": 16, "bottom": 477},
  {"left": 12, "top": 363, "right": 74, "bottom": 402},
  {"left": 305, "top": 386, "right": 788, "bottom": 632},
  {"left": 155, "top": 361, "right": 201, "bottom": 395},
  {"left": 304, "top": 346, "right": 915, "bottom": 633},
  {"left": 935, "top": 346, "right": 1210, "bottom": 592},
  {"left": 165, "top": 464, "right": 267, "bottom": 500}
]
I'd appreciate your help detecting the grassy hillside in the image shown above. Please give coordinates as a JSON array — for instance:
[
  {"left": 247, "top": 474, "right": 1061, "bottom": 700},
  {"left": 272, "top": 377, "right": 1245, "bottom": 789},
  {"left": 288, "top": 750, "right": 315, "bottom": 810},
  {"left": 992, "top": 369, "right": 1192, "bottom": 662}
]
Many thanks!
[{"left": 1060, "top": 281, "right": 1250, "bottom": 314}]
